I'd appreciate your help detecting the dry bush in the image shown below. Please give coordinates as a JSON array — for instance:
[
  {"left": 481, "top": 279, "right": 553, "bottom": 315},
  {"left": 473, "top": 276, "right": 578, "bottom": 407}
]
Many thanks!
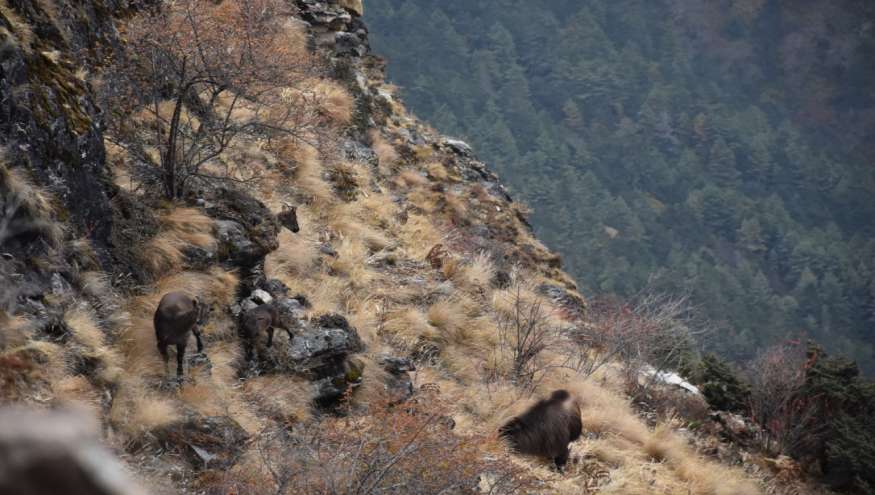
[
  {"left": 251, "top": 394, "right": 533, "bottom": 494},
  {"left": 104, "top": 0, "right": 325, "bottom": 199},
  {"left": 493, "top": 281, "right": 561, "bottom": 389},
  {"left": 745, "top": 343, "right": 811, "bottom": 455},
  {"left": 571, "top": 292, "right": 703, "bottom": 388},
  {"left": 327, "top": 161, "right": 362, "bottom": 201}
]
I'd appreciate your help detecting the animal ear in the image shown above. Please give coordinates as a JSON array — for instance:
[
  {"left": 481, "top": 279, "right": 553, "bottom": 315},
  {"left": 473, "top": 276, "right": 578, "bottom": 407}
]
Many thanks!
[{"left": 192, "top": 297, "right": 200, "bottom": 307}]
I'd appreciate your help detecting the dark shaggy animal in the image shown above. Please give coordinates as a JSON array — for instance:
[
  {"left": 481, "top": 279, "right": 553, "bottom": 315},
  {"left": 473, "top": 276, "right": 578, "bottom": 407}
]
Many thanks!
[
  {"left": 154, "top": 292, "right": 211, "bottom": 378},
  {"left": 240, "top": 302, "right": 293, "bottom": 361},
  {"left": 498, "top": 389, "right": 582, "bottom": 470}
]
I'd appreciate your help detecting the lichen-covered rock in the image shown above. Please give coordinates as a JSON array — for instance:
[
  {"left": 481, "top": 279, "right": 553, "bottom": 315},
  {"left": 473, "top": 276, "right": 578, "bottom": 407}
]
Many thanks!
[
  {"left": 286, "top": 314, "right": 364, "bottom": 376},
  {"left": 252, "top": 312, "right": 365, "bottom": 407},
  {"left": 152, "top": 414, "right": 249, "bottom": 471}
]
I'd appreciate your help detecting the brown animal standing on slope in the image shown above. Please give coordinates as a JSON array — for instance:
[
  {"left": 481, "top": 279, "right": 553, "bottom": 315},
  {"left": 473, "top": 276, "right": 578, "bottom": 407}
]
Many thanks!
[
  {"left": 154, "top": 291, "right": 211, "bottom": 378},
  {"left": 240, "top": 302, "right": 293, "bottom": 362},
  {"left": 499, "top": 389, "right": 583, "bottom": 471}
]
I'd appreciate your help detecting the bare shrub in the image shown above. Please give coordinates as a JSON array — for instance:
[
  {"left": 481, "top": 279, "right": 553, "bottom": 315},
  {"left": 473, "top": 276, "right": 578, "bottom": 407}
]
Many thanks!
[
  {"left": 495, "top": 281, "right": 561, "bottom": 390},
  {"left": 571, "top": 291, "right": 705, "bottom": 390},
  {"left": 745, "top": 343, "right": 814, "bottom": 455},
  {"left": 104, "top": 0, "right": 328, "bottom": 199},
  {"left": 249, "top": 394, "right": 532, "bottom": 494}
]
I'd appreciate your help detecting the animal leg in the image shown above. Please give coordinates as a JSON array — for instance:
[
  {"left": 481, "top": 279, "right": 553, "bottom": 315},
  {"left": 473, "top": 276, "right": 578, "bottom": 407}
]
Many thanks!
[
  {"left": 554, "top": 446, "right": 570, "bottom": 472},
  {"left": 266, "top": 327, "right": 275, "bottom": 348},
  {"left": 192, "top": 326, "right": 205, "bottom": 353},
  {"left": 158, "top": 342, "right": 170, "bottom": 375},
  {"left": 176, "top": 342, "right": 187, "bottom": 378},
  {"left": 245, "top": 340, "right": 255, "bottom": 363},
  {"left": 285, "top": 327, "right": 294, "bottom": 342}
]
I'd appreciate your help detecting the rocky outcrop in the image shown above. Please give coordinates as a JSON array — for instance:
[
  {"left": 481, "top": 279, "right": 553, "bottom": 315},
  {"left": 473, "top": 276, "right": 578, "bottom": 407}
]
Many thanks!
[
  {"left": 206, "top": 187, "right": 280, "bottom": 270},
  {"left": 152, "top": 413, "right": 249, "bottom": 471}
]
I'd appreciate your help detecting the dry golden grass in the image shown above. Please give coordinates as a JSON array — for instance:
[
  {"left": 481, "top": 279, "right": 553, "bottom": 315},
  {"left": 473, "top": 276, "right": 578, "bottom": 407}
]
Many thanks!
[
  {"left": 312, "top": 79, "right": 355, "bottom": 125},
  {"left": 288, "top": 140, "right": 334, "bottom": 207},
  {"left": 425, "top": 161, "right": 449, "bottom": 181},
  {"left": 0, "top": 314, "right": 32, "bottom": 350},
  {"left": 65, "top": 306, "right": 106, "bottom": 351},
  {"left": 142, "top": 236, "right": 186, "bottom": 276},
  {"left": 397, "top": 213, "right": 443, "bottom": 260},
  {"left": 370, "top": 130, "right": 399, "bottom": 173},
  {"left": 349, "top": 355, "right": 393, "bottom": 407},
  {"left": 426, "top": 298, "right": 495, "bottom": 349},
  {"left": 0, "top": 164, "right": 53, "bottom": 215},
  {"left": 325, "top": 201, "right": 394, "bottom": 253},
  {"left": 142, "top": 207, "right": 216, "bottom": 277},
  {"left": 153, "top": 268, "right": 239, "bottom": 311},
  {"left": 327, "top": 238, "right": 375, "bottom": 286},
  {"left": 64, "top": 306, "right": 125, "bottom": 383},
  {"left": 406, "top": 187, "right": 440, "bottom": 213},
  {"left": 265, "top": 229, "right": 319, "bottom": 278},
  {"left": 443, "top": 191, "right": 468, "bottom": 221},
  {"left": 380, "top": 307, "right": 441, "bottom": 352},
  {"left": 455, "top": 252, "right": 495, "bottom": 290},
  {"left": 357, "top": 191, "right": 398, "bottom": 227},
  {"left": 110, "top": 390, "right": 180, "bottom": 435},
  {"left": 244, "top": 375, "right": 313, "bottom": 424},
  {"left": 53, "top": 375, "right": 103, "bottom": 416},
  {"left": 79, "top": 270, "right": 113, "bottom": 301},
  {"left": 395, "top": 168, "right": 429, "bottom": 189}
]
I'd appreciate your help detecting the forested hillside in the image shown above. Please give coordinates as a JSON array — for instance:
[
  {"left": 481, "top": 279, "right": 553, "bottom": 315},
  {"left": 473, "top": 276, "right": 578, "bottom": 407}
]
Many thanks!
[{"left": 366, "top": 0, "right": 875, "bottom": 371}]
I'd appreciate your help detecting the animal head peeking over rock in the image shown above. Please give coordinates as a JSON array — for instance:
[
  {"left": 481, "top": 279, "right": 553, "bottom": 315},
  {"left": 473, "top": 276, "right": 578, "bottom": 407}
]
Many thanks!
[
  {"left": 278, "top": 205, "right": 300, "bottom": 233},
  {"left": 498, "top": 389, "right": 583, "bottom": 471}
]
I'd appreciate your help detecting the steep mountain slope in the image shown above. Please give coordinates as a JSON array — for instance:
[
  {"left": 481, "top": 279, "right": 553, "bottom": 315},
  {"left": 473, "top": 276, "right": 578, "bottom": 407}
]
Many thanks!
[
  {"left": 365, "top": 0, "right": 875, "bottom": 372},
  {"left": 0, "top": 1, "right": 849, "bottom": 494}
]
